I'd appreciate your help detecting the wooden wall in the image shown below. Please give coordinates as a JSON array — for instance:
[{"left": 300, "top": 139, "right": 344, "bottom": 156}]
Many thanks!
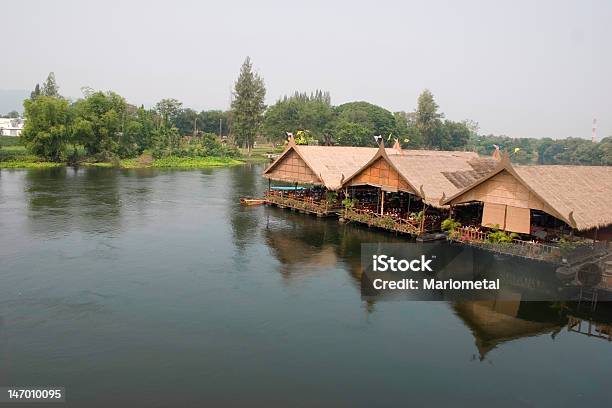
[
  {"left": 455, "top": 170, "right": 548, "bottom": 210},
  {"left": 266, "top": 150, "right": 320, "bottom": 184},
  {"left": 455, "top": 170, "right": 559, "bottom": 234},
  {"left": 348, "top": 157, "right": 414, "bottom": 192}
]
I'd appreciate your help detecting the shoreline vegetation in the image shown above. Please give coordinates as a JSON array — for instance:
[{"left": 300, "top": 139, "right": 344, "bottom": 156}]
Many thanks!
[
  {"left": 4, "top": 63, "right": 611, "bottom": 171},
  {"left": 0, "top": 143, "right": 246, "bottom": 169}
]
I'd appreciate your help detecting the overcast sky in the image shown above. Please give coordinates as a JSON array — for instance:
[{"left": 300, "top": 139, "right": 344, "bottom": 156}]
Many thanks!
[{"left": 3, "top": 0, "right": 611, "bottom": 139}]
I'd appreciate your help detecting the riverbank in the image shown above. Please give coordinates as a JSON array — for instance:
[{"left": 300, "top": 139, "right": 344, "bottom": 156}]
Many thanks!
[
  {"left": 0, "top": 146, "right": 243, "bottom": 169},
  {"left": 85, "top": 156, "right": 243, "bottom": 169}
]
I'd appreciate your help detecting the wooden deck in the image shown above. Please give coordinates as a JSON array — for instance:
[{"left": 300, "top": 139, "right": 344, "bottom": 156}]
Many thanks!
[
  {"left": 264, "top": 192, "right": 341, "bottom": 217},
  {"left": 449, "top": 227, "right": 563, "bottom": 263},
  {"left": 342, "top": 208, "right": 422, "bottom": 236}
]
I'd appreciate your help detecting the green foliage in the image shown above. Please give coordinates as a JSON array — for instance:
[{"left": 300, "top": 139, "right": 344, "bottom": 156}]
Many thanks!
[
  {"left": 155, "top": 98, "right": 183, "bottom": 128},
  {"left": 21, "top": 96, "right": 72, "bottom": 161},
  {"left": 263, "top": 90, "right": 334, "bottom": 143},
  {"left": 486, "top": 226, "right": 518, "bottom": 244},
  {"left": 294, "top": 130, "right": 317, "bottom": 145},
  {"left": 30, "top": 84, "right": 41, "bottom": 100},
  {"left": 71, "top": 91, "right": 127, "bottom": 157},
  {"left": 326, "top": 191, "right": 338, "bottom": 205},
  {"left": 232, "top": 57, "right": 266, "bottom": 150},
  {"left": 0, "top": 136, "right": 24, "bottom": 146},
  {"left": 415, "top": 89, "right": 443, "bottom": 148},
  {"left": 42, "top": 72, "right": 60, "bottom": 97},
  {"left": 342, "top": 197, "right": 357, "bottom": 210},
  {"left": 441, "top": 218, "right": 461, "bottom": 232},
  {"left": 2, "top": 110, "right": 20, "bottom": 118},
  {"left": 410, "top": 211, "right": 424, "bottom": 222},
  {"left": 468, "top": 134, "right": 612, "bottom": 165},
  {"left": 119, "top": 156, "right": 242, "bottom": 169},
  {"left": 334, "top": 101, "right": 396, "bottom": 146},
  {"left": 152, "top": 132, "right": 238, "bottom": 159}
]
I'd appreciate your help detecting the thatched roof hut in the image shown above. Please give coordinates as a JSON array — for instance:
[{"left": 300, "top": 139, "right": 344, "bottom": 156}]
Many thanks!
[
  {"left": 342, "top": 143, "right": 498, "bottom": 207},
  {"left": 262, "top": 140, "right": 383, "bottom": 190},
  {"left": 441, "top": 153, "right": 612, "bottom": 232}
]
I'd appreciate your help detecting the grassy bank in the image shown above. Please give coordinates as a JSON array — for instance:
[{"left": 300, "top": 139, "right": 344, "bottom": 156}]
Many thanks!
[
  {"left": 239, "top": 144, "right": 284, "bottom": 163},
  {"left": 84, "top": 156, "right": 243, "bottom": 169},
  {"left": 1, "top": 145, "right": 243, "bottom": 169},
  {"left": 0, "top": 146, "right": 62, "bottom": 168}
]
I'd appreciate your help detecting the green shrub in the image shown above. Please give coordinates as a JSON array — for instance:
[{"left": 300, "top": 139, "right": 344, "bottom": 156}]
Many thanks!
[{"left": 441, "top": 218, "right": 461, "bottom": 232}]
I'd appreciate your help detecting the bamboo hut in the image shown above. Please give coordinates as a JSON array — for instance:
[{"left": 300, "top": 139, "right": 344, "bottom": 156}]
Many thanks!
[
  {"left": 340, "top": 141, "right": 497, "bottom": 234},
  {"left": 262, "top": 138, "right": 395, "bottom": 215},
  {"left": 441, "top": 152, "right": 612, "bottom": 240}
]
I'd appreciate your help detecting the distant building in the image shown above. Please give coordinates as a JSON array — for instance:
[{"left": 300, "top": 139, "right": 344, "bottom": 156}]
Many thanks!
[{"left": 0, "top": 117, "right": 24, "bottom": 136}]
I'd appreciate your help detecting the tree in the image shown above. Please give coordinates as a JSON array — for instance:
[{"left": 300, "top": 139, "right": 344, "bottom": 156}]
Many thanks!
[
  {"left": 333, "top": 101, "right": 396, "bottom": 146},
  {"left": 21, "top": 96, "right": 72, "bottom": 161},
  {"left": 443, "top": 120, "right": 472, "bottom": 149},
  {"left": 334, "top": 120, "right": 373, "bottom": 146},
  {"left": 415, "top": 90, "right": 444, "bottom": 148},
  {"left": 3, "top": 110, "right": 19, "bottom": 118},
  {"left": 231, "top": 57, "right": 266, "bottom": 151},
  {"left": 154, "top": 98, "right": 183, "bottom": 128},
  {"left": 72, "top": 91, "right": 127, "bottom": 156},
  {"left": 198, "top": 110, "right": 229, "bottom": 135},
  {"left": 42, "top": 72, "right": 60, "bottom": 97},
  {"left": 263, "top": 90, "right": 334, "bottom": 143},
  {"left": 30, "top": 84, "right": 41, "bottom": 100},
  {"left": 174, "top": 108, "right": 199, "bottom": 136}
]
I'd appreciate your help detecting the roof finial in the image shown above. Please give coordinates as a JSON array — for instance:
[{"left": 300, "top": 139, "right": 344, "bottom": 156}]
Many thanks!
[
  {"left": 286, "top": 132, "right": 296, "bottom": 147},
  {"left": 419, "top": 185, "right": 426, "bottom": 200},
  {"left": 492, "top": 144, "right": 501, "bottom": 161},
  {"left": 568, "top": 211, "right": 577, "bottom": 229},
  {"left": 392, "top": 138, "right": 402, "bottom": 154}
]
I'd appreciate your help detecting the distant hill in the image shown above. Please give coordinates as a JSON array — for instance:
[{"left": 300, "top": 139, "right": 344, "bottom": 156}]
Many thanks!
[{"left": 0, "top": 89, "right": 29, "bottom": 115}]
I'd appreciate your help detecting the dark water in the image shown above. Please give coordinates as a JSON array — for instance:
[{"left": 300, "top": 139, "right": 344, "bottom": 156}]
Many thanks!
[{"left": 0, "top": 165, "right": 610, "bottom": 407}]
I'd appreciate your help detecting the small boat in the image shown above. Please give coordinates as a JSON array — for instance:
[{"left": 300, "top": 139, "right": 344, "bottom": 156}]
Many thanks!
[{"left": 240, "top": 197, "right": 266, "bottom": 206}]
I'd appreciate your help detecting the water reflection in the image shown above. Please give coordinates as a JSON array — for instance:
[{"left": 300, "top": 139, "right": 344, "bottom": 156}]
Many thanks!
[
  {"left": 228, "top": 163, "right": 263, "bottom": 254},
  {"left": 260, "top": 198, "right": 612, "bottom": 355},
  {"left": 24, "top": 167, "right": 122, "bottom": 237}
]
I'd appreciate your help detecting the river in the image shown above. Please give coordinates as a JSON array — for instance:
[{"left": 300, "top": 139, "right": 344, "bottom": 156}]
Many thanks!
[{"left": 0, "top": 165, "right": 610, "bottom": 407}]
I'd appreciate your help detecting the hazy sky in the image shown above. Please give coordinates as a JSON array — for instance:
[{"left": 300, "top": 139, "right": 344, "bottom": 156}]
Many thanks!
[{"left": 3, "top": 0, "right": 611, "bottom": 139}]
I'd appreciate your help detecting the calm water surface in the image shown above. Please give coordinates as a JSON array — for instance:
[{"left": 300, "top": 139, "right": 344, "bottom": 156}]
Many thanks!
[{"left": 0, "top": 165, "right": 610, "bottom": 407}]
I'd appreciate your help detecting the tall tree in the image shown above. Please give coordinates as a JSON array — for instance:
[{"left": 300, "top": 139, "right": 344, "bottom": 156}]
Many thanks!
[
  {"left": 231, "top": 57, "right": 266, "bottom": 152},
  {"left": 415, "top": 89, "right": 444, "bottom": 148},
  {"left": 30, "top": 83, "right": 41, "bottom": 100},
  {"left": 154, "top": 98, "right": 183, "bottom": 128},
  {"left": 42, "top": 72, "right": 60, "bottom": 97}
]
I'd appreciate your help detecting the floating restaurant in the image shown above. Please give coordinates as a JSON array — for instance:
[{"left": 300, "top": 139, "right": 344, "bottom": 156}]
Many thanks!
[{"left": 261, "top": 137, "right": 612, "bottom": 269}]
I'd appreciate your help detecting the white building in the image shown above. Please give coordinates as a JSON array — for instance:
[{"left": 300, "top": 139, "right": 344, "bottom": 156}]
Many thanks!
[{"left": 0, "top": 117, "right": 25, "bottom": 136}]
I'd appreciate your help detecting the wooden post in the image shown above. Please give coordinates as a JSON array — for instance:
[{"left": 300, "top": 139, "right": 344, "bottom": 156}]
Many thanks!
[
  {"left": 420, "top": 202, "right": 427, "bottom": 234},
  {"left": 380, "top": 190, "right": 385, "bottom": 216}
]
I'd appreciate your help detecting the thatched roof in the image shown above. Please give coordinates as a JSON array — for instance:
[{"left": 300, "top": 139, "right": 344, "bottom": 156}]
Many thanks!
[
  {"left": 263, "top": 141, "right": 398, "bottom": 190},
  {"left": 389, "top": 153, "right": 497, "bottom": 208},
  {"left": 342, "top": 143, "right": 498, "bottom": 207},
  {"left": 442, "top": 153, "right": 612, "bottom": 231}
]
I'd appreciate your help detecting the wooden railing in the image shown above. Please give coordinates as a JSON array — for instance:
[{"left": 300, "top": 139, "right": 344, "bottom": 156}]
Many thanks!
[
  {"left": 449, "top": 226, "right": 562, "bottom": 262},
  {"left": 264, "top": 191, "right": 341, "bottom": 214},
  {"left": 343, "top": 208, "right": 421, "bottom": 235}
]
